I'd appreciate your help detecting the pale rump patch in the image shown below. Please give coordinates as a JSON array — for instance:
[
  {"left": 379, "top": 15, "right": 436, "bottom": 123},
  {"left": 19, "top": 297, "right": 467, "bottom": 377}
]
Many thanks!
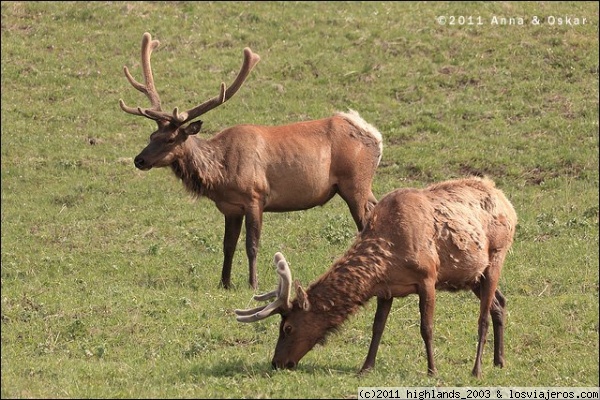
[{"left": 335, "top": 109, "right": 383, "bottom": 164}]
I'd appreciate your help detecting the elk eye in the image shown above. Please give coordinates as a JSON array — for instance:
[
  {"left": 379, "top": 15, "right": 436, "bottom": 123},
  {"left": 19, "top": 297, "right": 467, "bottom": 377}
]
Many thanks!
[{"left": 284, "top": 324, "right": 293, "bottom": 335}]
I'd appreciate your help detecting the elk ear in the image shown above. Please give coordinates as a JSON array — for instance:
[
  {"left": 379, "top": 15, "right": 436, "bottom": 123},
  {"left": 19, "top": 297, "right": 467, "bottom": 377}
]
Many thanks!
[
  {"left": 294, "top": 280, "right": 310, "bottom": 311},
  {"left": 182, "top": 120, "right": 203, "bottom": 136}
]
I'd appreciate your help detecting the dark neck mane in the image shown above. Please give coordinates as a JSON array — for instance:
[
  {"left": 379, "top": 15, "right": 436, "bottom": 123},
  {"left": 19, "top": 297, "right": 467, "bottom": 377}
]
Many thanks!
[
  {"left": 170, "top": 137, "right": 223, "bottom": 198},
  {"left": 305, "top": 237, "right": 393, "bottom": 336}
]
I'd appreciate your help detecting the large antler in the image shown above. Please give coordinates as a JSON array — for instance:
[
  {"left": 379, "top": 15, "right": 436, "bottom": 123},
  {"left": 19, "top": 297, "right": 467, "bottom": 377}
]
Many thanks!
[
  {"left": 119, "top": 32, "right": 260, "bottom": 125},
  {"left": 235, "top": 252, "right": 292, "bottom": 323}
]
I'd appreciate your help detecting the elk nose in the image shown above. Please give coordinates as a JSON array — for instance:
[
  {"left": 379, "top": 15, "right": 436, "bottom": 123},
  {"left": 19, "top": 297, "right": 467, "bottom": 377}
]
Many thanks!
[
  {"left": 134, "top": 156, "right": 145, "bottom": 169},
  {"left": 285, "top": 361, "right": 296, "bottom": 369}
]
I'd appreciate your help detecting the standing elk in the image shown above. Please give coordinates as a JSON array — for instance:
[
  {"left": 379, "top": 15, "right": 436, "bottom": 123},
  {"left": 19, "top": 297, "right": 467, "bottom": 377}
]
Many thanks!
[
  {"left": 235, "top": 176, "right": 517, "bottom": 378},
  {"left": 119, "top": 33, "right": 383, "bottom": 289}
]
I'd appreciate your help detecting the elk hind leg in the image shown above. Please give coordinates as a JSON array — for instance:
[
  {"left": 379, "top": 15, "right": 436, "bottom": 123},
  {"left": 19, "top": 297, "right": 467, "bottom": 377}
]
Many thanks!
[
  {"left": 471, "top": 285, "right": 507, "bottom": 369},
  {"left": 338, "top": 184, "right": 377, "bottom": 231},
  {"left": 418, "top": 280, "right": 437, "bottom": 376},
  {"left": 491, "top": 289, "right": 506, "bottom": 367},
  {"left": 244, "top": 205, "right": 263, "bottom": 290},
  {"left": 472, "top": 265, "right": 502, "bottom": 378}
]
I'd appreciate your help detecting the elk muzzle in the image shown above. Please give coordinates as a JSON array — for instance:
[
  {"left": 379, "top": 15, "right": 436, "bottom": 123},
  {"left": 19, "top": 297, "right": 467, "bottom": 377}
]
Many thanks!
[
  {"left": 271, "top": 338, "right": 312, "bottom": 371},
  {"left": 271, "top": 359, "right": 297, "bottom": 370},
  {"left": 134, "top": 155, "right": 151, "bottom": 170}
]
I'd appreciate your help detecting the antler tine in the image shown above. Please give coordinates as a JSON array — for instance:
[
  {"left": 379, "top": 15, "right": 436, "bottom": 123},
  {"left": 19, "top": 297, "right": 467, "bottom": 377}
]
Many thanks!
[
  {"left": 177, "top": 47, "right": 261, "bottom": 123},
  {"left": 235, "top": 252, "right": 292, "bottom": 323},
  {"left": 252, "top": 289, "right": 278, "bottom": 302},
  {"left": 119, "top": 32, "right": 175, "bottom": 122},
  {"left": 139, "top": 33, "right": 161, "bottom": 110},
  {"left": 234, "top": 304, "right": 271, "bottom": 317},
  {"left": 271, "top": 252, "right": 293, "bottom": 307}
]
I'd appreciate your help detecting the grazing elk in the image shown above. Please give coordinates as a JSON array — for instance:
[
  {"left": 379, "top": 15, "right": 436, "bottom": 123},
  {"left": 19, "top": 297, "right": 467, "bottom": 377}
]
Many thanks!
[
  {"left": 119, "top": 33, "right": 383, "bottom": 289},
  {"left": 235, "top": 176, "right": 517, "bottom": 378}
]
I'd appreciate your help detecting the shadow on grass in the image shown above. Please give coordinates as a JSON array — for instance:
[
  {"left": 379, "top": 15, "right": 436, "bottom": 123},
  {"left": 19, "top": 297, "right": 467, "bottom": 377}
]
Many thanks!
[{"left": 182, "top": 357, "right": 361, "bottom": 379}]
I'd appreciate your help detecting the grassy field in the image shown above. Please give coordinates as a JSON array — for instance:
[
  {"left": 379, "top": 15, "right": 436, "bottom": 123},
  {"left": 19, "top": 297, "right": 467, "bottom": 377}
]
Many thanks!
[{"left": 1, "top": 1, "right": 598, "bottom": 398}]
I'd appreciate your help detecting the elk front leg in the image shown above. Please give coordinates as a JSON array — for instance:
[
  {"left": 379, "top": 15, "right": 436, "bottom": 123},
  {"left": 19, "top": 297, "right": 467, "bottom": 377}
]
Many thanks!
[
  {"left": 221, "top": 215, "right": 243, "bottom": 289},
  {"left": 359, "top": 296, "right": 393, "bottom": 374},
  {"left": 244, "top": 205, "right": 263, "bottom": 289}
]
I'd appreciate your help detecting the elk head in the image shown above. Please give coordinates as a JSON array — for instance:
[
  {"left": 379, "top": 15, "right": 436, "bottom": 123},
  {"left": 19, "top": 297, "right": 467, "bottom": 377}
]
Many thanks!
[
  {"left": 119, "top": 32, "right": 260, "bottom": 170},
  {"left": 235, "top": 252, "right": 325, "bottom": 370}
]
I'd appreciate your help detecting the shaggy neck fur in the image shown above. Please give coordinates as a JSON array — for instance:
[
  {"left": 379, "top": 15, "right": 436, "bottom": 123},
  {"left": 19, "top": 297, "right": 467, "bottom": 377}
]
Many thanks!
[
  {"left": 304, "top": 237, "right": 393, "bottom": 339},
  {"left": 170, "top": 137, "right": 224, "bottom": 198}
]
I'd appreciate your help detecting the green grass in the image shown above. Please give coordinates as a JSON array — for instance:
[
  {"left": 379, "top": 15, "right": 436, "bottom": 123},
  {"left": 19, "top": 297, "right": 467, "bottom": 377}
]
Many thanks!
[{"left": 1, "top": 1, "right": 598, "bottom": 398}]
